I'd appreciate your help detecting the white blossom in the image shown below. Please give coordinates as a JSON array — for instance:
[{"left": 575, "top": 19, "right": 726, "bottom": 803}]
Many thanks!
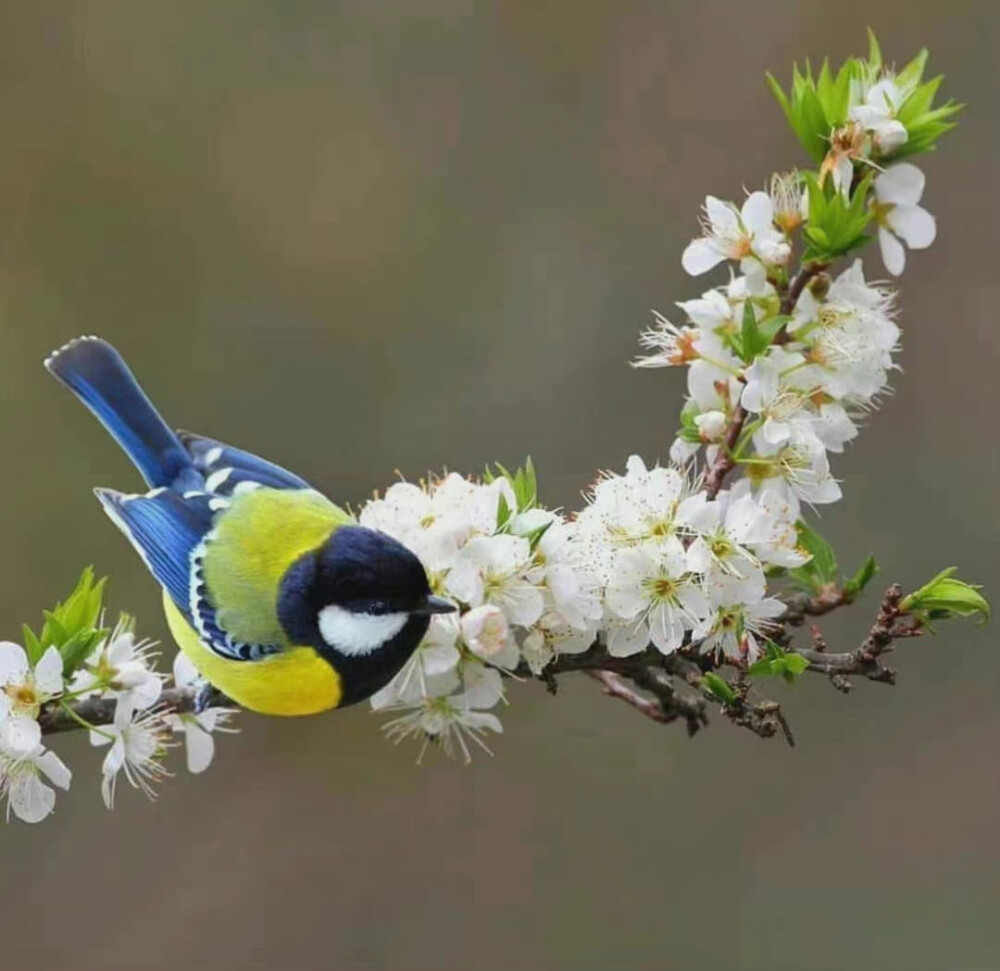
[
  {"left": 382, "top": 664, "right": 504, "bottom": 764},
  {"left": 695, "top": 572, "right": 786, "bottom": 662},
  {"left": 873, "top": 163, "right": 936, "bottom": 276},
  {"left": 0, "top": 642, "right": 63, "bottom": 756},
  {"left": 72, "top": 621, "right": 163, "bottom": 714},
  {"left": 0, "top": 745, "right": 71, "bottom": 823},
  {"left": 447, "top": 534, "right": 544, "bottom": 627},
  {"left": 460, "top": 604, "right": 516, "bottom": 666},
  {"left": 91, "top": 703, "right": 173, "bottom": 808},
  {"left": 849, "top": 72, "right": 914, "bottom": 156},
  {"left": 682, "top": 193, "right": 791, "bottom": 282},
  {"left": 604, "top": 537, "right": 710, "bottom": 656},
  {"left": 166, "top": 654, "right": 237, "bottom": 774}
]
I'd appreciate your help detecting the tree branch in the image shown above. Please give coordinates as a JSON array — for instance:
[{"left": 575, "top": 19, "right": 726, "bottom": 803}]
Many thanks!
[
  {"left": 38, "top": 685, "right": 225, "bottom": 735},
  {"left": 39, "top": 586, "right": 919, "bottom": 747}
]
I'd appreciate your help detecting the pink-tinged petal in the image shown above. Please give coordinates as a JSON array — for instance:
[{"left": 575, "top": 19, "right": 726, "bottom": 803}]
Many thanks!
[
  {"left": 704, "top": 196, "right": 738, "bottom": 233},
  {"left": 888, "top": 204, "right": 936, "bottom": 249},
  {"left": 34, "top": 647, "right": 64, "bottom": 696},
  {"left": 682, "top": 239, "right": 727, "bottom": 276},
  {"left": 878, "top": 227, "right": 906, "bottom": 276},
  {"left": 740, "top": 191, "right": 774, "bottom": 232},
  {"left": 875, "top": 163, "right": 925, "bottom": 206}
]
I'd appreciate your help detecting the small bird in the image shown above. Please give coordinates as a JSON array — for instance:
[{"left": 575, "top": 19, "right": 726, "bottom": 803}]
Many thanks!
[{"left": 45, "top": 337, "right": 454, "bottom": 716}]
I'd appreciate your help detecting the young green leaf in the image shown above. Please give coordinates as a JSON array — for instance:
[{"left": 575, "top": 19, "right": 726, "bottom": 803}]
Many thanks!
[
  {"left": 901, "top": 568, "right": 989, "bottom": 625},
  {"left": 701, "top": 672, "right": 738, "bottom": 705},
  {"left": 843, "top": 554, "right": 879, "bottom": 601},
  {"left": 787, "top": 521, "right": 838, "bottom": 592}
]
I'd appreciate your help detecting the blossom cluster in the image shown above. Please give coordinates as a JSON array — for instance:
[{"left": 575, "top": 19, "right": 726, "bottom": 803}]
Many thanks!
[
  {"left": 0, "top": 615, "right": 233, "bottom": 823},
  {"left": 359, "top": 471, "right": 602, "bottom": 760},
  {"left": 360, "top": 37, "right": 956, "bottom": 760}
]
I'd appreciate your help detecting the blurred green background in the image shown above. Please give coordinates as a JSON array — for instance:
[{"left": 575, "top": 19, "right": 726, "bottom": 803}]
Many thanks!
[{"left": 0, "top": 2, "right": 997, "bottom": 969}]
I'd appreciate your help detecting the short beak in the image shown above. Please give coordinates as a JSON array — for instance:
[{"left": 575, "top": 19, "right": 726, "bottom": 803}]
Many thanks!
[{"left": 415, "top": 594, "right": 456, "bottom": 616}]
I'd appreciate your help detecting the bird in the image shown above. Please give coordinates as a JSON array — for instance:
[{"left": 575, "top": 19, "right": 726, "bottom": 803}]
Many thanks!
[{"left": 45, "top": 336, "right": 454, "bottom": 716}]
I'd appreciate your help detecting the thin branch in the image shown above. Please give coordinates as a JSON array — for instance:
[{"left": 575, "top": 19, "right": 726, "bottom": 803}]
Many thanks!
[
  {"left": 38, "top": 685, "right": 226, "bottom": 735},
  {"left": 780, "top": 584, "right": 852, "bottom": 626}
]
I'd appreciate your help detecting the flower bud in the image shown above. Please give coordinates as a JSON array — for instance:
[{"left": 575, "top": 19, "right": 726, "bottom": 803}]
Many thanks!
[
  {"left": 808, "top": 272, "right": 831, "bottom": 301},
  {"left": 694, "top": 410, "right": 728, "bottom": 443},
  {"left": 460, "top": 605, "right": 511, "bottom": 660}
]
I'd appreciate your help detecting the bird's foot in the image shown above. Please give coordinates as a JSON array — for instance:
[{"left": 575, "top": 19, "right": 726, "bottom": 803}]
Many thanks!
[{"left": 193, "top": 681, "right": 230, "bottom": 714}]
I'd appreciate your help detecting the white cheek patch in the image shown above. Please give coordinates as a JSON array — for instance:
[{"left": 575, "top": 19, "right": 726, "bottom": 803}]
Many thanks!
[{"left": 317, "top": 605, "right": 409, "bottom": 657}]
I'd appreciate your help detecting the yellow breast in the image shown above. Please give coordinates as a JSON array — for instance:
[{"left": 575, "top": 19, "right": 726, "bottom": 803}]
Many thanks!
[{"left": 164, "top": 594, "right": 342, "bottom": 715}]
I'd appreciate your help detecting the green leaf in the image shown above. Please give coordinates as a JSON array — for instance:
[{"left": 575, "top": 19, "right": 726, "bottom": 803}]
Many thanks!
[
  {"left": 495, "top": 491, "right": 512, "bottom": 532},
  {"left": 866, "top": 28, "right": 883, "bottom": 70},
  {"left": 788, "top": 520, "right": 837, "bottom": 590},
  {"left": 901, "top": 568, "right": 990, "bottom": 625},
  {"left": 802, "top": 172, "right": 874, "bottom": 262},
  {"left": 897, "top": 47, "right": 929, "bottom": 89},
  {"left": 783, "top": 653, "right": 810, "bottom": 676},
  {"left": 701, "top": 672, "right": 738, "bottom": 705},
  {"left": 60, "top": 628, "right": 107, "bottom": 677},
  {"left": 843, "top": 554, "right": 879, "bottom": 600},
  {"left": 22, "top": 624, "right": 42, "bottom": 666},
  {"left": 525, "top": 520, "right": 553, "bottom": 553},
  {"left": 748, "top": 644, "right": 810, "bottom": 682}
]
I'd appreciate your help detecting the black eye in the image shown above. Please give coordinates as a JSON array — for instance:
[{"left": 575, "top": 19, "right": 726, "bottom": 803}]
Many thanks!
[{"left": 368, "top": 600, "right": 390, "bottom": 615}]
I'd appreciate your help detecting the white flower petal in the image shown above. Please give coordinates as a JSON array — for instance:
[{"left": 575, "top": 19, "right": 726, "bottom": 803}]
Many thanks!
[
  {"left": 888, "top": 204, "right": 936, "bottom": 249},
  {"left": 876, "top": 163, "right": 925, "bottom": 206},
  {"left": 9, "top": 774, "right": 55, "bottom": 823},
  {"left": 0, "top": 642, "right": 29, "bottom": 684},
  {"left": 34, "top": 647, "right": 64, "bottom": 696},
  {"left": 705, "top": 196, "right": 738, "bottom": 232},
  {"left": 878, "top": 226, "right": 906, "bottom": 276},
  {"left": 34, "top": 749, "right": 72, "bottom": 790},
  {"left": 606, "top": 621, "right": 649, "bottom": 658},
  {"left": 682, "top": 239, "right": 727, "bottom": 276},
  {"left": 173, "top": 652, "right": 201, "bottom": 688},
  {"left": 740, "top": 191, "right": 774, "bottom": 232},
  {"left": 184, "top": 723, "right": 216, "bottom": 774},
  {"left": 0, "top": 716, "right": 41, "bottom": 756}
]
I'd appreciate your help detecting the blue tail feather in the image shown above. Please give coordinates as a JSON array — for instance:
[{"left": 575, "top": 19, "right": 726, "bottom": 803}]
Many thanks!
[{"left": 45, "top": 337, "right": 195, "bottom": 489}]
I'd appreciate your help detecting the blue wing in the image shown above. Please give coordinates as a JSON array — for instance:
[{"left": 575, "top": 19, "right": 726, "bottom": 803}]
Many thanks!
[
  {"left": 96, "top": 487, "right": 281, "bottom": 661},
  {"left": 178, "top": 430, "right": 311, "bottom": 494}
]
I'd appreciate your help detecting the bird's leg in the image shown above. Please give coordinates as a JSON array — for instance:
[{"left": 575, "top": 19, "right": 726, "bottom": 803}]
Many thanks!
[{"left": 193, "top": 681, "right": 231, "bottom": 714}]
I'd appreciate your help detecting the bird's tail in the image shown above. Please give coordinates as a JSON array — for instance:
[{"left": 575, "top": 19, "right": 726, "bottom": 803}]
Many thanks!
[{"left": 45, "top": 336, "right": 193, "bottom": 489}]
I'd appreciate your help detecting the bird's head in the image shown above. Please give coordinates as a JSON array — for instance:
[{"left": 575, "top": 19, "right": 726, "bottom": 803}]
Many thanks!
[{"left": 277, "top": 525, "right": 454, "bottom": 704}]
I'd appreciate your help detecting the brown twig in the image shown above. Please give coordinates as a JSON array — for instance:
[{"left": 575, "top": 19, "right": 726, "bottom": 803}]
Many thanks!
[
  {"left": 780, "top": 585, "right": 852, "bottom": 626},
  {"left": 38, "top": 685, "right": 226, "bottom": 735}
]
